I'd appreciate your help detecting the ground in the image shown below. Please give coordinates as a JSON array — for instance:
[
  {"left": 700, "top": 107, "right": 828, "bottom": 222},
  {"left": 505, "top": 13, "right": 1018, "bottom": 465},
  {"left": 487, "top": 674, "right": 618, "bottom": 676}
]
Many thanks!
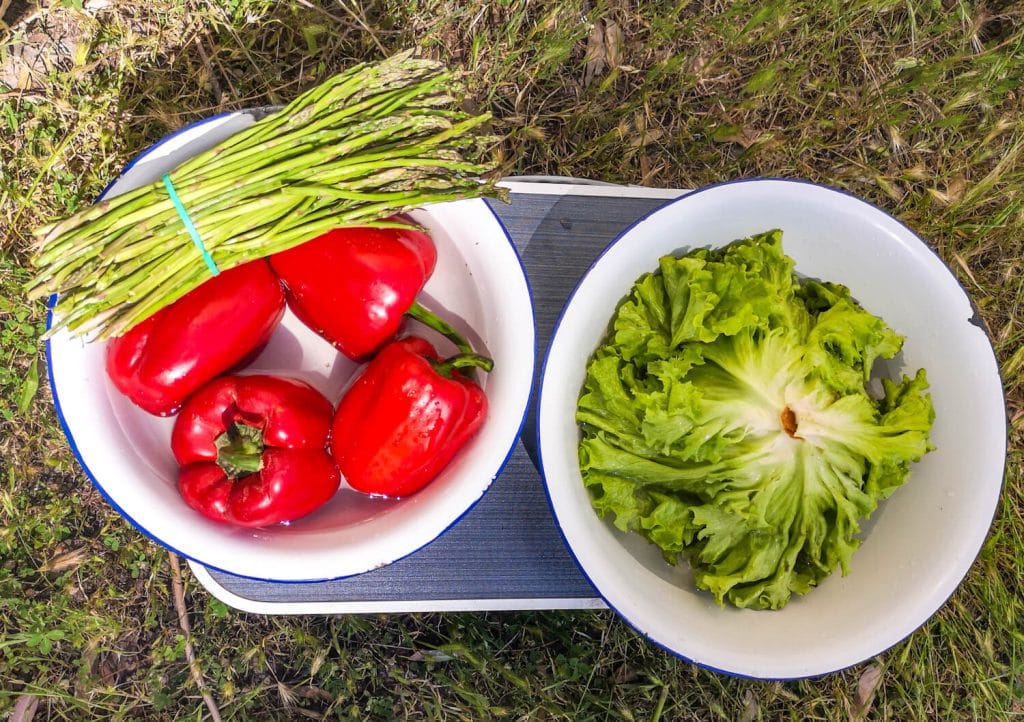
[{"left": 1, "top": 0, "right": 1023, "bottom": 719}]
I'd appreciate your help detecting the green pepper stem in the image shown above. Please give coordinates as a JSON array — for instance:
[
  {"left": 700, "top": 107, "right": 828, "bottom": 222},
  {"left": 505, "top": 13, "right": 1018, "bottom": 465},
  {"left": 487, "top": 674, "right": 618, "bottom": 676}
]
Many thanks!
[
  {"left": 215, "top": 423, "right": 264, "bottom": 477},
  {"left": 432, "top": 352, "right": 494, "bottom": 377},
  {"left": 406, "top": 301, "right": 472, "bottom": 354},
  {"left": 216, "top": 450, "right": 264, "bottom": 476}
]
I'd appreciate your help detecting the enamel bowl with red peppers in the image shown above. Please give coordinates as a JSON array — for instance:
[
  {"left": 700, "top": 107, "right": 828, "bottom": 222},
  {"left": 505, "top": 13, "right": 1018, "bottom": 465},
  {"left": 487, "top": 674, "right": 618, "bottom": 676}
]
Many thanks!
[{"left": 46, "top": 112, "right": 535, "bottom": 581}]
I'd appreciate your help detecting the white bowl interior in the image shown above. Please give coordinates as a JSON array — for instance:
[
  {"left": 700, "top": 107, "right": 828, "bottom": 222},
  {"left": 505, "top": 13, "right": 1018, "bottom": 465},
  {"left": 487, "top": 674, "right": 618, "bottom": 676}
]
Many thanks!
[
  {"left": 538, "top": 179, "right": 1006, "bottom": 678},
  {"left": 47, "top": 112, "right": 535, "bottom": 580}
]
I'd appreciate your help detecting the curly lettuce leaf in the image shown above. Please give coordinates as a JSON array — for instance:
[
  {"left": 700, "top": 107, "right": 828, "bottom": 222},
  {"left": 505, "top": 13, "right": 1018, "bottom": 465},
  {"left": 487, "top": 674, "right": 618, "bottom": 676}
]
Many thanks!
[{"left": 576, "top": 230, "right": 935, "bottom": 610}]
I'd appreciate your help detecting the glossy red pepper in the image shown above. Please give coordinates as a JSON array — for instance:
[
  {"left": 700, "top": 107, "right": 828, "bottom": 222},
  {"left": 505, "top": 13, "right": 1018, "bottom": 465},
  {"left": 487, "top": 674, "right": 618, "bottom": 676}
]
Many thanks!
[
  {"left": 171, "top": 374, "right": 340, "bottom": 528},
  {"left": 331, "top": 336, "right": 493, "bottom": 498},
  {"left": 269, "top": 223, "right": 448, "bottom": 359},
  {"left": 106, "top": 260, "right": 286, "bottom": 416}
]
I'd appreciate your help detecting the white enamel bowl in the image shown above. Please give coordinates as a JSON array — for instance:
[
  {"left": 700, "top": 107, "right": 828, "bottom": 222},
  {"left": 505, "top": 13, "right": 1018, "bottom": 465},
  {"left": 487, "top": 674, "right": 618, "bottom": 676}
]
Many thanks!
[
  {"left": 537, "top": 179, "right": 1006, "bottom": 679},
  {"left": 47, "top": 111, "right": 535, "bottom": 581}
]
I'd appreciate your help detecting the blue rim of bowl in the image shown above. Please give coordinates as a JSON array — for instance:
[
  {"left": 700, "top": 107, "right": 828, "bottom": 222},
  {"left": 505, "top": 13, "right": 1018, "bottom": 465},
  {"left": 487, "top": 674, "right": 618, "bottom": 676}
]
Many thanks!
[
  {"left": 45, "top": 111, "right": 537, "bottom": 584},
  {"left": 535, "top": 176, "right": 1008, "bottom": 680}
]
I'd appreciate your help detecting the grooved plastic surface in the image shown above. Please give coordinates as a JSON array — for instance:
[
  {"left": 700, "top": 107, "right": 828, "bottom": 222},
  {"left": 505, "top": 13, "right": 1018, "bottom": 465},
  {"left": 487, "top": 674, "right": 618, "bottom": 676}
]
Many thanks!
[{"left": 195, "top": 189, "right": 677, "bottom": 610}]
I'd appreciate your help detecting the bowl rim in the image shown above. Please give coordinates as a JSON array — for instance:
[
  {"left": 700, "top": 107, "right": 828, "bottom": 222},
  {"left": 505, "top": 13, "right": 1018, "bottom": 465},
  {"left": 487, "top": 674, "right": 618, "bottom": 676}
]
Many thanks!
[
  {"left": 46, "top": 110, "right": 537, "bottom": 583},
  {"left": 535, "top": 176, "right": 1008, "bottom": 679}
]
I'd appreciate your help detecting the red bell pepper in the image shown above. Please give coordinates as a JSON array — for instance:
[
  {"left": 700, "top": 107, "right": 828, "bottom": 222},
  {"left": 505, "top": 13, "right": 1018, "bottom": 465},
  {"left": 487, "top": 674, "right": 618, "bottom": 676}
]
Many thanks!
[
  {"left": 171, "top": 374, "right": 340, "bottom": 528},
  {"left": 269, "top": 223, "right": 467, "bottom": 359},
  {"left": 331, "top": 336, "right": 493, "bottom": 498},
  {"left": 106, "top": 259, "right": 286, "bottom": 416}
]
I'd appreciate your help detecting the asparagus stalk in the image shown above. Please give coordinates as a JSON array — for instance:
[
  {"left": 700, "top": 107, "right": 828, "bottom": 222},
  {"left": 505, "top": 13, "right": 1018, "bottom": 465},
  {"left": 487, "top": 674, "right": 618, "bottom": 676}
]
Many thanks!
[{"left": 29, "top": 51, "right": 504, "bottom": 340}]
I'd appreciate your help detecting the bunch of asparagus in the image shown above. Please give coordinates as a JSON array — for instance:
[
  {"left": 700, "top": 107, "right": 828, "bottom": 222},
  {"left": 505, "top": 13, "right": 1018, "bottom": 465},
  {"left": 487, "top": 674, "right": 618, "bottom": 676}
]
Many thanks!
[{"left": 28, "top": 51, "right": 502, "bottom": 340}]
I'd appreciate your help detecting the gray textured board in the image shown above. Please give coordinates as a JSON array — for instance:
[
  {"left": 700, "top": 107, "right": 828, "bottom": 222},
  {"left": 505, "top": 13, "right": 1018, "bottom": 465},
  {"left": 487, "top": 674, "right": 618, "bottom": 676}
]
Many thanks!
[{"left": 201, "top": 191, "right": 672, "bottom": 606}]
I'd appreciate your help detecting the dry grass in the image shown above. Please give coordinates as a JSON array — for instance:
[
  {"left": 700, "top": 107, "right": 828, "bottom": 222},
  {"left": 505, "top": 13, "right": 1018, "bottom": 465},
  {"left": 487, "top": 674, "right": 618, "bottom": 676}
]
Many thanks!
[{"left": 1, "top": 0, "right": 1022, "bottom": 719}]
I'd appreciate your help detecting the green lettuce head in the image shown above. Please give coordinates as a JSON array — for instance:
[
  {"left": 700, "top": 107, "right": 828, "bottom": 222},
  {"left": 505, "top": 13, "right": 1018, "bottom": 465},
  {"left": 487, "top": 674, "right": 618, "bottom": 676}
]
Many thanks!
[{"left": 576, "top": 230, "right": 935, "bottom": 610}]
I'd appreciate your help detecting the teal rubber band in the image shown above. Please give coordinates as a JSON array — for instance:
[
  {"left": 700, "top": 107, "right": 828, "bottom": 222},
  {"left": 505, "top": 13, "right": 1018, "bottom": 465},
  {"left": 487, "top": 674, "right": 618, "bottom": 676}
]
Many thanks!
[{"left": 162, "top": 173, "right": 220, "bottom": 276}]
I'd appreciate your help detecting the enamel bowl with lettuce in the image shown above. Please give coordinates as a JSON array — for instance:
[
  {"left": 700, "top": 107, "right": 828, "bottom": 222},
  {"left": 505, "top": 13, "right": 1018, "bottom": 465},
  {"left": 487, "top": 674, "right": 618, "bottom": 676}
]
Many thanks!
[{"left": 537, "top": 179, "right": 1006, "bottom": 679}]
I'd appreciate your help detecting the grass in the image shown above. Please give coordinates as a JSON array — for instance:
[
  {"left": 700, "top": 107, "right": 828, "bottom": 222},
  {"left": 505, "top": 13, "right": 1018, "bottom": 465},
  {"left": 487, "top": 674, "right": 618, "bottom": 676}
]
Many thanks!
[{"left": 2, "top": 0, "right": 1023, "bottom": 718}]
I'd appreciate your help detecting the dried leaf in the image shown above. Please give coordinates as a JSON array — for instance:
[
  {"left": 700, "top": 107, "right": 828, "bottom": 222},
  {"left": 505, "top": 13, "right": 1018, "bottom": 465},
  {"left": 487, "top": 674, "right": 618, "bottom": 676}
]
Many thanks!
[
  {"left": 10, "top": 695, "right": 39, "bottom": 722},
  {"left": 604, "top": 20, "right": 624, "bottom": 69},
  {"left": 611, "top": 663, "right": 638, "bottom": 684},
  {"left": 99, "top": 658, "right": 118, "bottom": 687},
  {"left": 689, "top": 53, "right": 707, "bottom": 73},
  {"left": 583, "top": 20, "right": 607, "bottom": 86},
  {"left": 640, "top": 154, "right": 654, "bottom": 182},
  {"left": 627, "top": 126, "right": 664, "bottom": 150},
  {"left": 711, "top": 123, "right": 763, "bottom": 149},
  {"left": 738, "top": 688, "right": 759, "bottom": 722},
  {"left": 946, "top": 174, "right": 968, "bottom": 204},
  {"left": 38, "top": 546, "right": 89, "bottom": 573},
  {"left": 292, "top": 686, "right": 334, "bottom": 702},
  {"left": 854, "top": 663, "right": 883, "bottom": 717}
]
